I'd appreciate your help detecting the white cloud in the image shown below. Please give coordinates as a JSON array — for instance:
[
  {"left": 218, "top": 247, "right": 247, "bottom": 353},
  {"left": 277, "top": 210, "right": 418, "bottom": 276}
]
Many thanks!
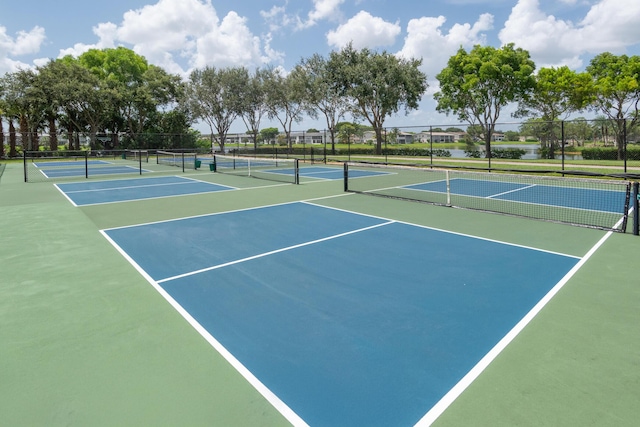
[
  {"left": 573, "top": 0, "right": 640, "bottom": 51},
  {"left": 58, "top": 22, "right": 118, "bottom": 58},
  {"left": 499, "top": 0, "right": 640, "bottom": 69},
  {"left": 260, "top": 5, "right": 290, "bottom": 32},
  {"left": 0, "top": 25, "right": 47, "bottom": 74},
  {"left": 326, "top": 11, "right": 401, "bottom": 50},
  {"left": 299, "top": 0, "right": 345, "bottom": 29},
  {"left": 397, "top": 13, "right": 493, "bottom": 90},
  {"left": 54, "top": 0, "right": 278, "bottom": 77}
]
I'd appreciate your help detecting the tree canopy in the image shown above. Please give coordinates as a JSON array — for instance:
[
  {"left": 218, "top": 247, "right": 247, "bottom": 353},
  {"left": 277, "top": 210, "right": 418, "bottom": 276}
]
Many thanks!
[
  {"left": 328, "top": 43, "right": 428, "bottom": 154},
  {"left": 435, "top": 43, "right": 535, "bottom": 162}
]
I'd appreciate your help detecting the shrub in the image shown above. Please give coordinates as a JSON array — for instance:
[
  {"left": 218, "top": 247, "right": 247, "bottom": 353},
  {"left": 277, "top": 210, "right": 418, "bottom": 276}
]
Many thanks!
[{"left": 491, "top": 148, "right": 526, "bottom": 159}]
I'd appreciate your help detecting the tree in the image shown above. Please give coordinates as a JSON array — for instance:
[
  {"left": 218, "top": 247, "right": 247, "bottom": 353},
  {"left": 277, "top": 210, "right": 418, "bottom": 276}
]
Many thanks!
[
  {"left": 39, "top": 57, "right": 107, "bottom": 150},
  {"left": 263, "top": 67, "right": 310, "bottom": 150},
  {"left": 516, "top": 66, "right": 592, "bottom": 158},
  {"left": 237, "top": 67, "right": 269, "bottom": 151},
  {"left": 586, "top": 52, "right": 640, "bottom": 159},
  {"left": 564, "top": 117, "right": 593, "bottom": 147},
  {"left": 260, "top": 127, "right": 279, "bottom": 145},
  {"left": 186, "top": 66, "right": 245, "bottom": 153},
  {"left": 297, "top": 53, "right": 351, "bottom": 154},
  {"left": 329, "top": 43, "right": 428, "bottom": 155},
  {"left": 435, "top": 43, "right": 535, "bottom": 165}
]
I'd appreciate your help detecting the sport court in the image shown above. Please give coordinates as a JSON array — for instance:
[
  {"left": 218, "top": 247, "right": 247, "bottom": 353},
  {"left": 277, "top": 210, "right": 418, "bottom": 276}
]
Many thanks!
[
  {"left": 33, "top": 159, "right": 149, "bottom": 178},
  {"left": 55, "top": 176, "right": 234, "bottom": 206},
  {"left": 102, "top": 201, "right": 580, "bottom": 426},
  {"left": 2, "top": 159, "right": 639, "bottom": 427}
]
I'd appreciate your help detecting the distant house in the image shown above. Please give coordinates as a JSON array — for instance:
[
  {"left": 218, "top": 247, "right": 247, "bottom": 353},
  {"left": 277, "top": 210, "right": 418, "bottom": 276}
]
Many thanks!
[{"left": 396, "top": 132, "right": 415, "bottom": 144}]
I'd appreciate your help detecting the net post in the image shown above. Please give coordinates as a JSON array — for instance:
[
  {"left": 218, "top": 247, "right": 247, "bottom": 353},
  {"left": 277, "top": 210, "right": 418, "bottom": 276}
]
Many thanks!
[
  {"left": 343, "top": 162, "right": 349, "bottom": 192},
  {"left": 85, "top": 150, "right": 89, "bottom": 178},
  {"left": 445, "top": 169, "right": 451, "bottom": 206},
  {"left": 23, "top": 150, "right": 27, "bottom": 182},
  {"left": 294, "top": 158, "right": 300, "bottom": 184},
  {"left": 633, "top": 182, "right": 639, "bottom": 236},
  {"left": 181, "top": 152, "right": 185, "bottom": 173},
  {"left": 139, "top": 149, "right": 142, "bottom": 175}
]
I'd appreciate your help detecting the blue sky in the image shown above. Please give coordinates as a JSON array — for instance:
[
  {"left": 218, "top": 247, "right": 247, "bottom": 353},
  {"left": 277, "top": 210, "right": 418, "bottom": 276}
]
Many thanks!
[{"left": 2, "top": 0, "right": 640, "bottom": 132}]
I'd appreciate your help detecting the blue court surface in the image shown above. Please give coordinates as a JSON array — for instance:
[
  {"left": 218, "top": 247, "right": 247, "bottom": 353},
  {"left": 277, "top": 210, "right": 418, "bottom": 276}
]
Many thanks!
[
  {"left": 56, "top": 176, "right": 234, "bottom": 206},
  {"left": 34, "top": 160, "right": 110, "bottom": 167},
  {"left": 102, "top": 202, "right": 580, "bottom": 426},
  {"left": 292, "top": 166, "right": 390, "bottom": 180},
  {"left": 405, "top": 178, "right": 627, "bottom": 213},
  {"left": 38, "top": 164, "right": 148, "bottom": 179}
]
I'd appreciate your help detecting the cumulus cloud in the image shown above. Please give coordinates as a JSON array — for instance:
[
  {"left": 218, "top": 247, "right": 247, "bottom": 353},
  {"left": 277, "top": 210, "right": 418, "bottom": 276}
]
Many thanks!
[
  {"left": 499, "top": 0, "right": 640, "bottom": 69},
  {"left": 56, "top": 0, "right": 279, "bottom": 77},
  {"left": 0, "top": 25, "right": 46, "bottom": 73},
  {"left": 298, "top": 0, "right": 345, "bottom": 29},
  {"left": 397, "top": 13, "right": 493, "bottom": 90},
  {"left": 326, "top": 11, "right": 401, "bottom": 49},
  {"left": 58, "top": 22, "right": 118, "bottom": 58}
]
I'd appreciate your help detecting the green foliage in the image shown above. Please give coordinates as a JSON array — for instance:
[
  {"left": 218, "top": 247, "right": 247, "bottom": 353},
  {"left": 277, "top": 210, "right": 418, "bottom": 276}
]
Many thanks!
[
  {"left": 491, "top": 148, "right": 526, "bottom": 159},
  {"left": 582, "top": 147, "right": 640, "bottom": 160},
  {"left": 328, "top": 43, "right": 428, "bottom": 154},
  {"left": 435, "top": 43, "right": 535, "bottom": 151},
  {"left": 465, "top": 149, "right": 483, "bottom": 158},
  {"left": 465, "top": 148, "right": 525, "bottom": 159},
  {"left": 517, "top": 66, "right": 593, "bottom": 121}
]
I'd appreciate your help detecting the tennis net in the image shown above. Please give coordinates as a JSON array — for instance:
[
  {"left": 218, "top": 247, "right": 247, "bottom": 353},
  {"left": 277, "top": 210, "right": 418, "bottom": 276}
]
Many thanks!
[
  {"left": 344, "top": 161, "right": 632, "bottom": 232},
  {"left": 157, "top": 150, "right": 198, "bottom": 170},
  {"left": 125, "top": 149, "right": 149, "bottom": 163},
  {"left": 213, "top": 154, "right": 299, "bottom": 184}
]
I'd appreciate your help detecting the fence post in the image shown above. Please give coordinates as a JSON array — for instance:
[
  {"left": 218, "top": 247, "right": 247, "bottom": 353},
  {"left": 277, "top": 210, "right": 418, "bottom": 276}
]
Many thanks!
[
  {"left": 633, "top": 182, "right": 639, "bottom": 236},
  {"left": 561, "top": 121, "right": 565, "bottom": 176},
  {"left": 343, "top": 162, "right": 348, "bottom": 192}
]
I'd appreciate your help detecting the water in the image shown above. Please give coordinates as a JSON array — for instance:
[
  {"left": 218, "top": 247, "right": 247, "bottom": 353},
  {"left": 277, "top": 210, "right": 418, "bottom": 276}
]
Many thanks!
[{"left": 446, "top": 144, "right": 583, "bottom": 160}]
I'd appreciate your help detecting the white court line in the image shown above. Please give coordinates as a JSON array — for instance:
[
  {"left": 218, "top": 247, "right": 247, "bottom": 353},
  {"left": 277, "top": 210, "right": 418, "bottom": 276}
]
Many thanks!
[
  {"left": 63, "top": 179, "right": 209, "bottom": 194},
  {"left": 99, "top": 229, "right": 310, "bottom": 427},
  {"left": 414, "top": 224, "right": 616, "bottom": 426},
  {"left": 156, "top": 221, "right": 394, "bottom": 283},
  {"left": 302, "top": 201, "right": 582, "bottom": 260},
  {"left": 487, "top": 183, "right": 538, "bottom": 199}
]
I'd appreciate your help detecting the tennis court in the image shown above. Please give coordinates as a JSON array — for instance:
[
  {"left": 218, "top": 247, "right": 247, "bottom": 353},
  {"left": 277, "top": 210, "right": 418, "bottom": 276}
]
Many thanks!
[
  {"left": 101, "top": 201, "right": 581, "bottom": 426},
  {"left": 2, "top": 159, "right": 639, "bottom": 426},
  {"left": 56, "top": 176, "right": 235, "bottom": 206},
  {"left": 404, "top": 178, "right": 627, "bottom": 214},
  {"left": 34, "top": 160, "right": 151, "bottom": 179}
]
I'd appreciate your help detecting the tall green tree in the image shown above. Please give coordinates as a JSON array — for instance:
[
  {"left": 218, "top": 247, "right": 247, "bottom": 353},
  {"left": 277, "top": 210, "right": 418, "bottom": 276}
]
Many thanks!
[
  {"left": 586, "top": 52, "right": 640, "bottom": 159},
  {"left": 263, "top": 66, "right": 310, "bottom": 150},
  {"left": 47, "top": 56, "right": 112, "bottom": 149},
  {"left": 297, "top": 53, "right": 351, "bottom": 153},
  {"left": 435, "top": 43, "right": 535, "bottom": 164},
  {"left": 186, "top": 66, "right": 245, "bottom": 153},
  {"left": 516, "top": 66, "right": 592, "bottom": 158},
  {"left": 237, "top": 68, "right": 269, "bottom": 151},
  {"left": 329, "top": 44, "right": 427, "bottom": 155}
]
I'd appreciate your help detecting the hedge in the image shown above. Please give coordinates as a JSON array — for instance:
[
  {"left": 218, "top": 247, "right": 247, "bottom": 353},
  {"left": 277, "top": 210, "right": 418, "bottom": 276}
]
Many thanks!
[{"left": 581, "top": 147, "right": 640, "bottom": 160}]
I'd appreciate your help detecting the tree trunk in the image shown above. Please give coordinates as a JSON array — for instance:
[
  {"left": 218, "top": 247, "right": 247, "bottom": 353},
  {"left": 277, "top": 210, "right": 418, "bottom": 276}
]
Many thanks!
[
  {"left": 48, "top": 116, "right": 58, "bottom": 151},
  {"left": 9, "top": 120, "right": 17, "bottom": 157},
  {"left": 0, "top": 119, "right": 4, "bottom": 158},
  {"left": 375, "top": 127, "right": 383, "bottom": 155}
]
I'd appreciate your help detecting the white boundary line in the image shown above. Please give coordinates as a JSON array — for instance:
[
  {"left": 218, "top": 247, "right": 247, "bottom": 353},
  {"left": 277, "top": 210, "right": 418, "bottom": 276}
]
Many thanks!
[
  {"left": 99, "top": 197, "right": 606, "bottom": 426},
  {"left": 302, "top": 201, "right": 582, "bottom": 260},
  {"left": 414, "top": 226, "right": 615, "bottom": 426},
  {"left": 157, "top": 221, "right": 394, "bottom": 283},
  {"left": 99, "top": 230, "right": 311, "bottom": 427}
]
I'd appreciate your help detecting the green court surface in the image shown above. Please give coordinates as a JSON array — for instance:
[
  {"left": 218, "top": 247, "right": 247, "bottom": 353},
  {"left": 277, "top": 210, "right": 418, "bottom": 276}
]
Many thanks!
[{"left": 1, "top": 160, "right": 639, "bottom": 426}]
